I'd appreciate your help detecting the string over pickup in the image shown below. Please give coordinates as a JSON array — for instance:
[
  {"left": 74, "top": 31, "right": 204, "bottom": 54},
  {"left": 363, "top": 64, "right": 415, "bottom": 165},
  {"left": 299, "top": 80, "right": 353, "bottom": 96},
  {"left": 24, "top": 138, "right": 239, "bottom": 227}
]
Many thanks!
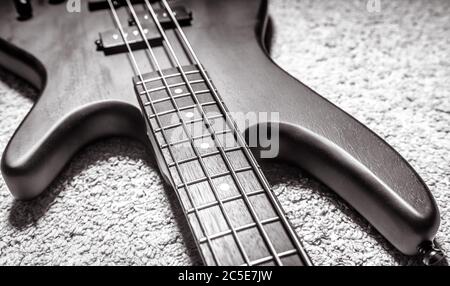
[
  {"left": 88, "top": 0, "right": 150, "bottom": 11},
  {"left": 95, "top": 6, "right": 192, "bottom": 55},
  {"left": 96, "top": 25, "right": 162, "bottom": 55},
  {"left": 128, "top": 6, "right": 192, "bottom": 29}
]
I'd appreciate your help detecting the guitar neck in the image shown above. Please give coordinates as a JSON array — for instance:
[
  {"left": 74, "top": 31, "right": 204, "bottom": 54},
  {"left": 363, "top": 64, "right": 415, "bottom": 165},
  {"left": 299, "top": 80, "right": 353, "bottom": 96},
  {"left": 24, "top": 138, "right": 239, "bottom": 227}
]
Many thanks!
[{"left": 134, "top": 65, "right": 311, "bottom": 266}]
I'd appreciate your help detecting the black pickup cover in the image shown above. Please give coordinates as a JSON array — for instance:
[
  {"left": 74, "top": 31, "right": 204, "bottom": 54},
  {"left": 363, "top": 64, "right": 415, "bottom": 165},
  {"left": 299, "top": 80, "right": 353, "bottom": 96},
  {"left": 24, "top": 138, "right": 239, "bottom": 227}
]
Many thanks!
[
  {"left": 97, "top": 24, "right": 162, "bottom": 55},
  {"left": 128, "top": 6, "right": 192, "bottom": 28},
  {"left": 96, "top": 5, "right": 192, "bottom": 55},
  {"left": 88, "top": 0, "right": 152, "bottom": 11}
]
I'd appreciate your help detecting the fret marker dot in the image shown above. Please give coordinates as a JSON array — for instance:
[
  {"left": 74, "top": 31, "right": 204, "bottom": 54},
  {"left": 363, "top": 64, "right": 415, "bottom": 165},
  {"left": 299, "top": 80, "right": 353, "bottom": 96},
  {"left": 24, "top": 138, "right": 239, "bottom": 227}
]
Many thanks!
[
  {"left": 133, "top": 30, "right": 139, "bottom": 36},
  {"left": 185, "top": 112, "right": 194, "bottom": 119},
  {"left": 219, "top": 183, "right": 230, "bottom": 192},
  {"left": 200, "top": 142, "right": 209, "bottom": 149},
  {"left": 112, "top": 34, "right": 119, "bottom": 40},
  {"left": 174, "top": 88, "right": 183, "bottom": 94}
]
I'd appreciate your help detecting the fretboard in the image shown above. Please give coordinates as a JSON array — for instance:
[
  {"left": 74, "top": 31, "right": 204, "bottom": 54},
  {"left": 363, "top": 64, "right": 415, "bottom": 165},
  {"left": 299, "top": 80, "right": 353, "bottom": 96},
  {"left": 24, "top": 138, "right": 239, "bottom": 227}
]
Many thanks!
[{"left": 133, "top": 65, "right": 311, "bottom": 266}]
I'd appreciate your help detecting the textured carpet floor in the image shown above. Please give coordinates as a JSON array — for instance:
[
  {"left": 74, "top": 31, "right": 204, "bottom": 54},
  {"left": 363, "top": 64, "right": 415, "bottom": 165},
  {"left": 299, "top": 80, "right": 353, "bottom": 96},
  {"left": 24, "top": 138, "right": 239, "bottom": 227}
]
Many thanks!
[{"left": 1, "top": 0, "right": 449, "bottom": 266}]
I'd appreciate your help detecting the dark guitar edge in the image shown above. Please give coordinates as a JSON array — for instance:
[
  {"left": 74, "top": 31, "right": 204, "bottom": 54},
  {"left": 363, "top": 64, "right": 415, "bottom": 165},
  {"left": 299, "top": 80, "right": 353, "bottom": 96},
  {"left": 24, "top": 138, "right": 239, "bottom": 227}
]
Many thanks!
[
  {"left": 0, "top": 39, "right": 150, "bottom": 199},
  {"left": 253, "top": 1, "right": 441, "bottom": 261},
  {"left": 0, "top": 37, "right": 46, "bottom": 91}
]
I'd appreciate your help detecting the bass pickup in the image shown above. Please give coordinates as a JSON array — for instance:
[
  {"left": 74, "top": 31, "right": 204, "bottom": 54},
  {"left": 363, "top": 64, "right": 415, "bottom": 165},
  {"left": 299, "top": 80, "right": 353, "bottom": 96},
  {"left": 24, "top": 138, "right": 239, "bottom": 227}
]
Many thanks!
[
  {"left": 88, "top": 0, "right": 153, "bottom": 11},
  {"left": 96, "top": 25, "right": 162, "bottom": 55},
  {"left": 95, "top": 6, "right": 192, "bottom": 55},
  {"left": 88, "top": 0, "right": 193, "bottom": 27},
  {"left": 128, "top": 6, "right": 193, "bottom": 29}
]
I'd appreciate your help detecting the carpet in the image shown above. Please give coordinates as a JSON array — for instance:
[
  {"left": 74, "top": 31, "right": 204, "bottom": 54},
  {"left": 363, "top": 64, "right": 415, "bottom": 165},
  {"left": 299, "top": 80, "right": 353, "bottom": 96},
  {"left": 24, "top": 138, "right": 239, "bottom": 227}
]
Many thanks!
[{"left": 0, "top": 0, "right": 449, "bottom": 265}]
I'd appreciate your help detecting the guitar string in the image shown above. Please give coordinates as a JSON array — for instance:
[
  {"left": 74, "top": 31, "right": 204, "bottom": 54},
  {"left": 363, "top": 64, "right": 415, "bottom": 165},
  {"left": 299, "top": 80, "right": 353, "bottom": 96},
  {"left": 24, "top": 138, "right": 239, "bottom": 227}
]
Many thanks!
[
  {"left": 139, "top": 0, "right": 284, "bottom": 266},
  {"left": 125, "top": 0, "right": 252, "bottom": 265},
  {"left": 119, "top": 0, "right": 303, "bottom": 266},
  {"left": 158, "top": 0, "right": 312, "bottom": 265},
  {"left": 106, "top": 0, "right": 221, "bottom": 265},
  {"left": 137, "top": 0, "right": 303, "bottom": 266},
  {"left": 109, "top": 0, "right": 311, "bottom": 266}
]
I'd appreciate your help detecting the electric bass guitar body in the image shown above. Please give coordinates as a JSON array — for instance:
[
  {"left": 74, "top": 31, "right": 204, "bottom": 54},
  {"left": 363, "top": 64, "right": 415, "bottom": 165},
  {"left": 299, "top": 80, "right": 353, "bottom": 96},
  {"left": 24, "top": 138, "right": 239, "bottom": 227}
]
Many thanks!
[{"left": 0, "top": 0, "right": 442, "bottom": 265}]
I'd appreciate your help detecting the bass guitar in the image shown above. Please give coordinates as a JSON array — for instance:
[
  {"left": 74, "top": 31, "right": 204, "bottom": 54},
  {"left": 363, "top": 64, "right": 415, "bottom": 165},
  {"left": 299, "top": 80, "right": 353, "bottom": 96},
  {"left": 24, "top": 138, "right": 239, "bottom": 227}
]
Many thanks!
[{"left": 0, "top": 0, "right": 444, "bottom": 265}]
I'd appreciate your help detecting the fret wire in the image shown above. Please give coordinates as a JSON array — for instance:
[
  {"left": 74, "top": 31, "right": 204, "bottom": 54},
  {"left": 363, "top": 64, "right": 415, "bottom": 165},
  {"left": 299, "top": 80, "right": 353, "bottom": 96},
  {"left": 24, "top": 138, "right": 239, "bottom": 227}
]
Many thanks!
[
  {"left": 152, "top": 92, "right": 190, "bottom": 104},
  {"left": 122, "top": 0, "right": 221, "bottom": 266},
  {"left": 195, "top": 89, "right": 217, "bottom": 95},
  {"left": 186, "top": 189, "right": 266, "bottom": 214},
  {"left": 147, "top": 0, "right": 284, "bottom": 266},
  {"left": 146, "top": 83, "right": 182, "bottom": 93},
  {"left": 147, "top": 101, "right": 217, "bottom": 118},
  {"left": 155, "top": 114, "right": 223, "bottom": 133},
  {"left": 130, "top": 2, "right": 252, "bottom": 266},
  {"left": 167, "top": 145, "right": 241, "bottom": 168},
  {"left": 175, "top": 166, "right": 254, "bottom": 190},
  {"left": 136, "top": 69, "right": 200, "bottom": 85},
  {"left": 198, "top": 216, "right": 280, "bottom": 244},
  {"left": 142, "top": 79, "right": 206, "bottom": 94},
  {"left": 145, "top": 89, "right": 214, "bottom": 105},
  {"left": 189, "top": 194, "right": 245, "bottom": 215},
  {"left": 161, "top": 0, "right": 313, "bottom": 266},
  {"left": 160, "top": 129, "right": 232, "bottom": 149},
  {"left": 241, "top": 249, "right": 299, "bottom": 267}
]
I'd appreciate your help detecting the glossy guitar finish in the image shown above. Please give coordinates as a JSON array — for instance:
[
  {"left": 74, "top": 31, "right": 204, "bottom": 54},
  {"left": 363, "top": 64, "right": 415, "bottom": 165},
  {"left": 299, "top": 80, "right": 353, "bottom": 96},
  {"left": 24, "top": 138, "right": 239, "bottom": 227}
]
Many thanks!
[{"left": 0, "top": 0, "right": 440, "bottom": 261}]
